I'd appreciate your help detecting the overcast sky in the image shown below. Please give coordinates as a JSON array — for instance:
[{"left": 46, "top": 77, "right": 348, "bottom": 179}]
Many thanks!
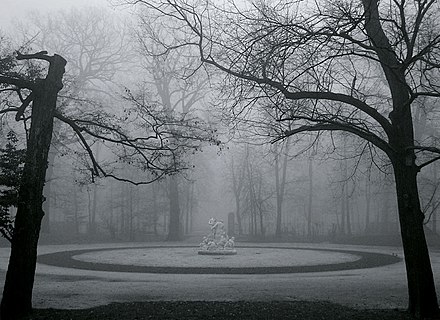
[{"left": 0, "top": 0, "right": 112, "bottom": 30}]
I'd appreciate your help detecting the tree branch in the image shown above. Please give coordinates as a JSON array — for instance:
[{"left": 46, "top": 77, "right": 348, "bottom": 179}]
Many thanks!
[
  {"left": 0, "top": 76, "right": 35, "bottom": 90},
  {"left": 15, "top": 92, "right": 34, "bottom": 121},
  {"left": 281, "top": 122, "right": 393, "bottom": 157},
  {"left": 16, "top": 51, "right": 53, "bottom": 63}
]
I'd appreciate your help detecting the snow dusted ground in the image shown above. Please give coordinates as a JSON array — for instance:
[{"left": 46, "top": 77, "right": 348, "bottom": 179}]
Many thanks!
[
  {"left": 72, "top": 247, "right": 359, "bottom": 268},
  {"left": 1, "top": 241, "right": 439, "bottom": 311}
]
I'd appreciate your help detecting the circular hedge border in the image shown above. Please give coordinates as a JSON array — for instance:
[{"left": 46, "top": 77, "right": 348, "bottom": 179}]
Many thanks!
[{"left": 37, "top": 245, "right": 401, "bottom": 274}]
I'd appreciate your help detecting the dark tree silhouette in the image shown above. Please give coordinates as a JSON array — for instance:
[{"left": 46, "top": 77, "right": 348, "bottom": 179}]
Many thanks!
[
  {"left": 122, "top": 0, "right": 440, "bottom": 317},
  {"left": 0, "top": 47, "right": 217, "bottom": 319},
  {"left": 0, "top": 51, "right": 67, "bottom": 320},
  {"left": 0, "top": 131, "right": 26, "bottom": 242}
]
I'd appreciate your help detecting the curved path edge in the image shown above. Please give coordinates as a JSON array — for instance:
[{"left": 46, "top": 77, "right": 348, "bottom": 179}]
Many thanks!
[{"left": 37, "top": 245, "right": 401, "bottom": 274}]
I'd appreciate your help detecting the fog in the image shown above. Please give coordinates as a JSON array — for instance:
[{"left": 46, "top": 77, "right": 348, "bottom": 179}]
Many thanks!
[
  {"left": 0, "top": 0, "right": 110, "bottom": 29},
  {"left": 3, "top": 1, "right": 440, "bottom": 319},
  {"left": 0, "top": 1, "right": 438, "bottom": 245}
]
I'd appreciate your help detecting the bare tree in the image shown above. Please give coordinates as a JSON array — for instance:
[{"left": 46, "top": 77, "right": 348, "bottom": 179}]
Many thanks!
[
  {"left": 0, "top": 51, "right": 66, "bottom": 320},
  {"left": 228, "top": 150, "right": 246, "bottom": 235},
  {"left": 135, "top": 16, "right": 213, "bottom": 240},
  {"left": 0, "top": 42, "right": 217, "bottom": 318},
  {"left": 121, "top": 0, "right": 440, "bottom": 317},
  {"left": 16, "top": 7, "right": 133, "bottom": 233}
]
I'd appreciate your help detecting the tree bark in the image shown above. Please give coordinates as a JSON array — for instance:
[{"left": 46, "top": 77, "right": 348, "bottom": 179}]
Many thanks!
[
  {"left": 41, "top": 148, "right": 56, "bottom": 233},
  {"left": 0, "top": 54, "right": 66, "bottom": 320},
  {"left": 363, "top": 0, "right": 440, "bottom": 305},
  {"left": 393, "top": 160, "right": 439, "bottom": 318}
]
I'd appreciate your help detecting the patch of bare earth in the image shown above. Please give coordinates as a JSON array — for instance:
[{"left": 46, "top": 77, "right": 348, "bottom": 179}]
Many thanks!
[{"left": 27, "top": 301, "right": 415, "bottom": 320}]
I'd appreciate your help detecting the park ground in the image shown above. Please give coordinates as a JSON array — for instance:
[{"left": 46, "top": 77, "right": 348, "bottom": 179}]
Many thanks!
[{"left": 1, "top": 239, "right": 439, "bottom": 319}]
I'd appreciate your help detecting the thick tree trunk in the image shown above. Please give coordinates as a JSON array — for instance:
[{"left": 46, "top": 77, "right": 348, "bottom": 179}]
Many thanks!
[
  {"left": 0, "top": 54, "right": 66, "bottom": 319},
  {"left": 41, "top": 148, "right": 56, "bottom": 233},
  {"left": 393, "top": 161, "right": 439, "bottom": 318}
]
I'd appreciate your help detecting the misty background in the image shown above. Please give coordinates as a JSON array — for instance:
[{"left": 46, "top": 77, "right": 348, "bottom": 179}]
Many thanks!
[{"left": 0, "top": 0, "right": 437, "bottom": 245}]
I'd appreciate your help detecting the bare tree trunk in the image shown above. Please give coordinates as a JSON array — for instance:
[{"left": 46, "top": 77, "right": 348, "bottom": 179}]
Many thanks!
[
  {"left": 87, "top": 186, "right": 93, "bottom": 234},
  {"left": 188, "top": 182, "right": 195, "bottom": 233},
  {"left": 256, "top": 176, "right": 265, "bottom": 238},
  {"left": 307, "top": 156, "right": 313, "bottom": 239},
  {"left": 259, "top": 207, "right": 264, "bottom": 237},
  {"left": 184, "top": 186, "right": 190, "bottom": 234},
  {"left": 89, "top": 143, "right": 100, "bottom": 236},
  {"left": 120, "top": 186, "right": 126, "bottom": 238},
  {"left": 91, "top": 183, "right": 98, "bottom": 235},
  {"left": 0, "top": 54, "right": 66, "bottom": 320},
  {"left": 183, "top": 181, "right": 195, "bottom": 234},
  {"left": 275, "top": 151, "right": 281, "bottom": 236},
  {"left": 432, "top": 163, "right": 438, "bottom": 235},
  {"left": 152, "top": 183, "right": 158, "bottom": 235},
  {"left": 275, "top": 140, "right": 289, "bottom": 238},
  {"left": 41, "top": 148, "right": 56, "bottom": 233},
  {"left": 109, "top": 182, "right": 115, "bottom": 240},
  {"left": 365, "top": 175, "right": 371, "bottom": 234},
  {"left": 360, "top": 0, "right": 440, "bottom": 313},
  {"left": 246, "top": 156, "right": 258, "bottom": 237},
  {"left": 235, "top": 197, "right": 242, "bottom": 235},
  {"left": 230, "top": 157, "right": 243, "bottom": 235},
  {"left": 340, "top": 184, "right": 346, "bottom": 235},
  {"left": 345, "top": 187, "right": 351, "bottom": 236},
  {"left": 393, "top": 161, "right": 439, "bottom": 318},
  {"left": 73, "top": 182, "right": 79, "bottom": 235},
  {"left": 129, "top": 183, "right": 134, "bottom": 241},
  {"left": 167, "top": 175, "right": 181, "bottom": 241}
]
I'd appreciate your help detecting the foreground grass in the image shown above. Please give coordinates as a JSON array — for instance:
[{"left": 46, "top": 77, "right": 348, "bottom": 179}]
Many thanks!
[{"left": 27, "top": 301, "right": 416, "bottom": 320}]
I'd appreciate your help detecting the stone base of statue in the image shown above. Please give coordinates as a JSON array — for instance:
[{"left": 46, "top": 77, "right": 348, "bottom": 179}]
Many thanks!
[{"left": 198, "top": 249, "right": 237, "bottom": 255}]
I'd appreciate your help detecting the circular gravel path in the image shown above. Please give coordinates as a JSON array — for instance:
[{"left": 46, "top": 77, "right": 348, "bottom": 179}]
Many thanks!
[{"left": 37, "top": 245, "right": 401, "bottom": 274}]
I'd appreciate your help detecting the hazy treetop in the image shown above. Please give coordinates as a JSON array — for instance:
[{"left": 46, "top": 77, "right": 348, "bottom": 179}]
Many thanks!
[{"left": 0, "top": 0, "right": 111, "bottom": 30}]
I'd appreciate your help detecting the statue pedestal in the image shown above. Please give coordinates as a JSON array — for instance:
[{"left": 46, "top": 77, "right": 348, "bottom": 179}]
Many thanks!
[{"left": 197, "top": 249, "right": 237, "bottom": 255}]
